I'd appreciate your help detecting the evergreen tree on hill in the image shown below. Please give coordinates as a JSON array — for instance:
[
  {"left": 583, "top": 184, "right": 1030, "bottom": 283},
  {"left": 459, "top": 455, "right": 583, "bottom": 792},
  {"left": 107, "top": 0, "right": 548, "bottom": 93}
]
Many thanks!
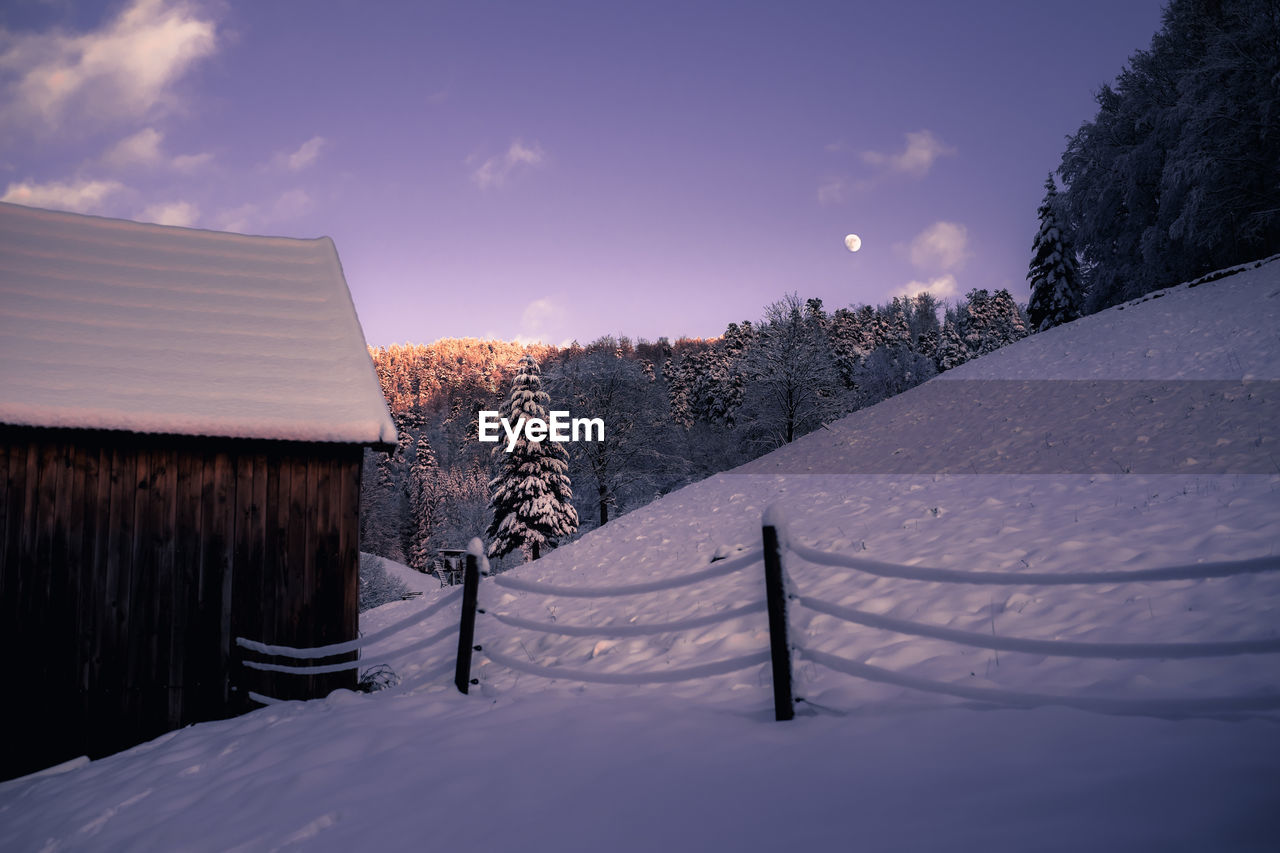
[
  {"left": 1027, "top": 175, "right": 1083, "bottom": 332},
  {"left": 1058, "top": 0, "right": 1280, "bottom": 311},
  {"left": 958, "top": 288, "right": 1028, "bottom": 357},
  {"left": 934, "top": 320, "right": 967, "bottom": 372},
  {"left": 486, "top": 355, "right": 578, "bottom": 561},
  {"left": 407, "top": 433, "right": 442, "bottom": 573},
  {"left": 989, "top": 289, "right": 1028, "bottom": 347}
]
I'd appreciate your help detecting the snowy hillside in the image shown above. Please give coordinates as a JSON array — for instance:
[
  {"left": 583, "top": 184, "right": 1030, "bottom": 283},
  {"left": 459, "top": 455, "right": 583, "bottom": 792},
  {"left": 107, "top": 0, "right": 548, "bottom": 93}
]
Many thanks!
[{"left": 2, "top": 260, "right": 1278, "bottom": 851}]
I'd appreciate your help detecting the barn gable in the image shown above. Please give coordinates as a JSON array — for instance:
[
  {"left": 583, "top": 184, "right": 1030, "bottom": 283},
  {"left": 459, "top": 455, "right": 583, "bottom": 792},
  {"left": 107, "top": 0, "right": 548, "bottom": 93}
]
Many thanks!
[{"left": 0, "top": 203, "right": 395, "bottom": 780}]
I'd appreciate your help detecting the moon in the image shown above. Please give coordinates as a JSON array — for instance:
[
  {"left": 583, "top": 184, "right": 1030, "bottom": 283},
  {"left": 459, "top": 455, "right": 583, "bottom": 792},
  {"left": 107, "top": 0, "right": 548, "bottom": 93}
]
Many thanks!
[{"left": 844, "top": 233, "right": 862, "bottom": 253}]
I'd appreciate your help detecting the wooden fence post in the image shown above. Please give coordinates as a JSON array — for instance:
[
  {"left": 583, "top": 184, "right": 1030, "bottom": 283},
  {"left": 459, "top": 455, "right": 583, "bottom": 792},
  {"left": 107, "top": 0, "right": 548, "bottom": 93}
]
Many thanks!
[
  {"left": 762, "top": 514, "right": 795, "bottom": 721},
  {"left": 454, "top": 550, "right": 481, "bottom": 694}
]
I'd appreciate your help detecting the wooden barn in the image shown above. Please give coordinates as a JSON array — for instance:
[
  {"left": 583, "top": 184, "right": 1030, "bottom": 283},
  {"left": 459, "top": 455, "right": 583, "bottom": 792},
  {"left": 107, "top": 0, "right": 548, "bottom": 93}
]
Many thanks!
[{"left": 0, "top": 201, "right": 397, "bottom": 780}]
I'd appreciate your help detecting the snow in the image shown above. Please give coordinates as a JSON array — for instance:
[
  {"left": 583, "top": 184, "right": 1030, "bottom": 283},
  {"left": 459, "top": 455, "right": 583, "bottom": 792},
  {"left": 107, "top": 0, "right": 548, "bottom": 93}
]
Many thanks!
[
  {"left": 0, "top": 202, "right": 396, "bottom": 446},
  {"left": 3, "top": 259, "right": 1279, "bottom": 850},
  {"left": 364, "top": 551, "right": 442, "bottom": 597},
  {"left": 941, "top": 254, "right": 1280, "bottom": 381}
]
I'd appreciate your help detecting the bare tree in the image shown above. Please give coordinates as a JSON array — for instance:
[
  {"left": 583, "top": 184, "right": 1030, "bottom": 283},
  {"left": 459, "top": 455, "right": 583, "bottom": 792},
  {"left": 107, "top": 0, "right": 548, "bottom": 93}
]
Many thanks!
[{"left": 737, "top": 293, "right": 845, "bottom": 449}]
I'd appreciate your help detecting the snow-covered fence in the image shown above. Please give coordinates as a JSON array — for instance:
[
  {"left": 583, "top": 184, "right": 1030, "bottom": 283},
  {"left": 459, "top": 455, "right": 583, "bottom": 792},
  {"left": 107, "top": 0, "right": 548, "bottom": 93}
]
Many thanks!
[
  {"left": 453, "top": 542, "right": 771, "bottom": 695},
  {"left": 235, "top": 588, "right": 464, "bottom": 705},
  {"left": 780, "top": 525, "right": 1280, "bottom": 718},
  {"left": 240, "top": 513, "right": 1280, "bottom": 720}
]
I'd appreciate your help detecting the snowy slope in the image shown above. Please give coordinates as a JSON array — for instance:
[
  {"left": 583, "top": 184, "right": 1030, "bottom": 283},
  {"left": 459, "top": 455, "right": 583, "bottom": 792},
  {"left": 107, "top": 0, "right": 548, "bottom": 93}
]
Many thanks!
[
  {"left": 363, "top": 551, "right": 441, "bottom": 597},
  {"left": 1, "top": 260, "right": 1278, "bottom": 851}
]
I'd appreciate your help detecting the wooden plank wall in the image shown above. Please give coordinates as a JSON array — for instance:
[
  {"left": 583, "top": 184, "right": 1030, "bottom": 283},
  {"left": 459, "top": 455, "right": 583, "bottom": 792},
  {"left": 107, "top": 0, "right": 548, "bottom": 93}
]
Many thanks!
[{"left": 0, "top": 428, "right": 362, "bottom": 780}]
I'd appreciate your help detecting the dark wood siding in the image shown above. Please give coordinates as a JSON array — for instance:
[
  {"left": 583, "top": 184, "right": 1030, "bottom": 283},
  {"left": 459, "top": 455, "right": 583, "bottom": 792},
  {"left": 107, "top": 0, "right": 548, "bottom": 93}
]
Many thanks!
[{"left": 0, "top": 427, "right": 363, "bottom": 781}]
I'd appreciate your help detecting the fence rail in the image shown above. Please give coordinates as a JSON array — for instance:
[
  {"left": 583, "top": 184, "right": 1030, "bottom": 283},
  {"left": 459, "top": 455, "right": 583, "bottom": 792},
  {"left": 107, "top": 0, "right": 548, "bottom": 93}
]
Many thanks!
[
  {"left": 487, "top": 600, "right": 766, "bottom": 638},
  {"left": 242, "top": 623, "right": 460, "bottom": 675},
  {"left": 489, "top": 548, "right": 761, "bottom": 597},
  {"left": 236, "top": 589, "right": 464, "bottom": 701},
  {"left": 793, "top": 593, "right": 1280, "bottom": 659},
  {"left": 798, "top": 647, "right": 1280, "bottom": 716},
  {"left": 236, "top": 589, "right": 463, "bottom": 659},
  {"left": 783, "top": 528, "right": 1280, "bottom": 719},
  {"left": 483, "top": 648, "right": 771, "bottom": 685},
  {"left": 787, "top": 542, "right": 1280, "bottom": 585},
  {"left": 236, "top": 511, "right": 1280, "bottom": 721}
]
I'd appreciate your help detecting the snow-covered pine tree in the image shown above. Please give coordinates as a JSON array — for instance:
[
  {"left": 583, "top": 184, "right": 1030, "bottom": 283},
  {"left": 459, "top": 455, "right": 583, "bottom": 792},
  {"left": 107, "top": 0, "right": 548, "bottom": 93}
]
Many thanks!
[
  {"left": 933, "top": 320, "right": 967, "bottom": 372},
  {"left": 827, "top": 306, "right": 876, "bottom": 387},
  {"left": 359, "top": 447, "right": 400, "bottom": 557},
  {"left": 664, "top": 348, "right": 700, "bottom": 429},
  {"left": 883, "top": 298, "right": 913, "bottom": 350},
  {"left": 990, "top": 288, "right": 1029, "bottom": 347},
  {"left": 392, "top": 411, "right": 422, "bottom": 562},
  {"left": 907, "top": 292, "right": 942, "bottom": 351},
  {"left": 486, "top": 355, "right": 579, "bottom": 561},
  {"left": 1027, "top": 175, "right": 1083, "bottom": 331},
  {"left": 407, "top": 433, "right": 442, "bottom": 572}
]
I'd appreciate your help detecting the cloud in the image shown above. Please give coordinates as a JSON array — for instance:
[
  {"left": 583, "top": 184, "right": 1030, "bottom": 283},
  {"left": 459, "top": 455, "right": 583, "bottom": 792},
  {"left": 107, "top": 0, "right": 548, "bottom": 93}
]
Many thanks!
[
  {"left": 892, "top": 221, "right": 969, "bottom": 301},
  {"left": 216, "top": 203, "right": 256, "bottom": 233},
  {"left": 908, "top": 221, "right": 969, "bottom": 271},
  {"left": 817, "top": 176, "right": 846, "bottom": 205},
  {"left": 862, "top": 130, "right": 954, "bottom": 178},
  {"left": 271, "top": 188, "right": 312, "bottom": 219},
  {"left": 141, "top": 200, "right": 197, "bottom": 226},
  {"left": 103, "top": 126, "right": 163, "bottom": 166},
  {"left": 276, "top": 135, "right": 326, "bottom": 171},
  {"left": 103, "top": 126, "right": 211, "bottom": 170},
  {"left": 171, "top": 151, "right": 212, "bottom": 171},
  {"left": 816, "top": 174, "right": 875, "bottom": 205},
  {"left": 521, "top": 296, "right": 561, "bottom": 331},
  {"left": 216, "top": 189, "right": 312, "bottom": 234},
  {"left": 471, "top": 139, "right": 545, "bottom": 189},
  {"left": 508, "top": 296, "right": 569, "bottom": 345},
  {"left": 1, "top": 178, "right": 124, "bottom": 212},
  {"left": 894, "top": 274, "right": 959, "bottom": 300},
  {"left": 0, "top": 0, "right": 218, "bottom": 131}
]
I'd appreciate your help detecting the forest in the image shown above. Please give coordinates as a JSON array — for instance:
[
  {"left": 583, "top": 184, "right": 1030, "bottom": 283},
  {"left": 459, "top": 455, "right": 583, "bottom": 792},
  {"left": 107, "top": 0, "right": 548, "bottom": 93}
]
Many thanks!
[
  {"left": 1031, "top": 0, "right": 1279, "bottom": 323},
  {"left": 358, "top": 287, "right": 1028, "bottom": 574}
]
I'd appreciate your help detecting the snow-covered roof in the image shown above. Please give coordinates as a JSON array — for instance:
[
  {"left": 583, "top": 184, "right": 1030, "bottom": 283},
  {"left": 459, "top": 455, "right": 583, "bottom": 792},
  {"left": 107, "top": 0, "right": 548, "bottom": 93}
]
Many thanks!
[{"left": 0, "top": 202, "right": 397, "bottom": 447}]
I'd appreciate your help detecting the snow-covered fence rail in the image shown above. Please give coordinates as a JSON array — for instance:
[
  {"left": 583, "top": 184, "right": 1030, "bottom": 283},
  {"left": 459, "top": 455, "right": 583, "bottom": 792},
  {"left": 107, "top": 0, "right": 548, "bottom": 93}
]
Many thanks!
[
  {"left": 240, "top": 512, "right": 1280, "bottom": 720},
  {"left": 453, "top": 540, "right": 772, "bottom": 696},
  {"left": 792, "top": 594, "right": 1280, "bottom": 660},
  {"left": 796, "top": 648, "right": 1280, "bottom": 716},
  {"left": 236, "top": 588, "right": 464, "bottom": 703},
  {"left": 786, "top": 544, "right": 1280, "bottom": 586},
  {"left": 488, "top": 548, "right": 763, "bottom": 597},
  {"left": 782, "top": 530, "right": 1280, "bottom": 718}
]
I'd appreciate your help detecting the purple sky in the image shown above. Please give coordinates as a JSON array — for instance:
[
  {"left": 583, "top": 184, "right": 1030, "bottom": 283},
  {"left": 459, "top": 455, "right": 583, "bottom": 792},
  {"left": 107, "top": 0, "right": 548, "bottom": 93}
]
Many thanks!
[{"left": 1, "top": 0, "right": 1167, "bottom": 347}]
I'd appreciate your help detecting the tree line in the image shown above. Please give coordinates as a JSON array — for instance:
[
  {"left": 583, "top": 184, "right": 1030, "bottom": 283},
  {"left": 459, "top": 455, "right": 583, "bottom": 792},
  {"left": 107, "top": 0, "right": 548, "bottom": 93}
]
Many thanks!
[
  {"left": 1029, "top": 0, "right": 1279, "bottom": 330},
  {"left": 359, "top": 287, "right": 1028, "bottom": 570}
]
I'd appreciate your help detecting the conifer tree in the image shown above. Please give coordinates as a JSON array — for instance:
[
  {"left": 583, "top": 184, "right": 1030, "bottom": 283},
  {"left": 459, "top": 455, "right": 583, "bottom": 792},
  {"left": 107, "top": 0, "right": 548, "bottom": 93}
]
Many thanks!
[
  {"left": 486, "top": 355, "right": 578, "bottom": 561},
  {"left": 407, "top": 433, "right": 442, "bottom": 572},
  {"left": 933, "top": 320, "right": 967, "bottom": 372},
  {"left": 360, "top": 448, "right": 400, "bottom": 559},
  {"left": 990, "top": 288, "right": 1029, "bottom": 347},
  {"left": 1027, "top": 175, "right": 1083, "bottom": 331}
]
